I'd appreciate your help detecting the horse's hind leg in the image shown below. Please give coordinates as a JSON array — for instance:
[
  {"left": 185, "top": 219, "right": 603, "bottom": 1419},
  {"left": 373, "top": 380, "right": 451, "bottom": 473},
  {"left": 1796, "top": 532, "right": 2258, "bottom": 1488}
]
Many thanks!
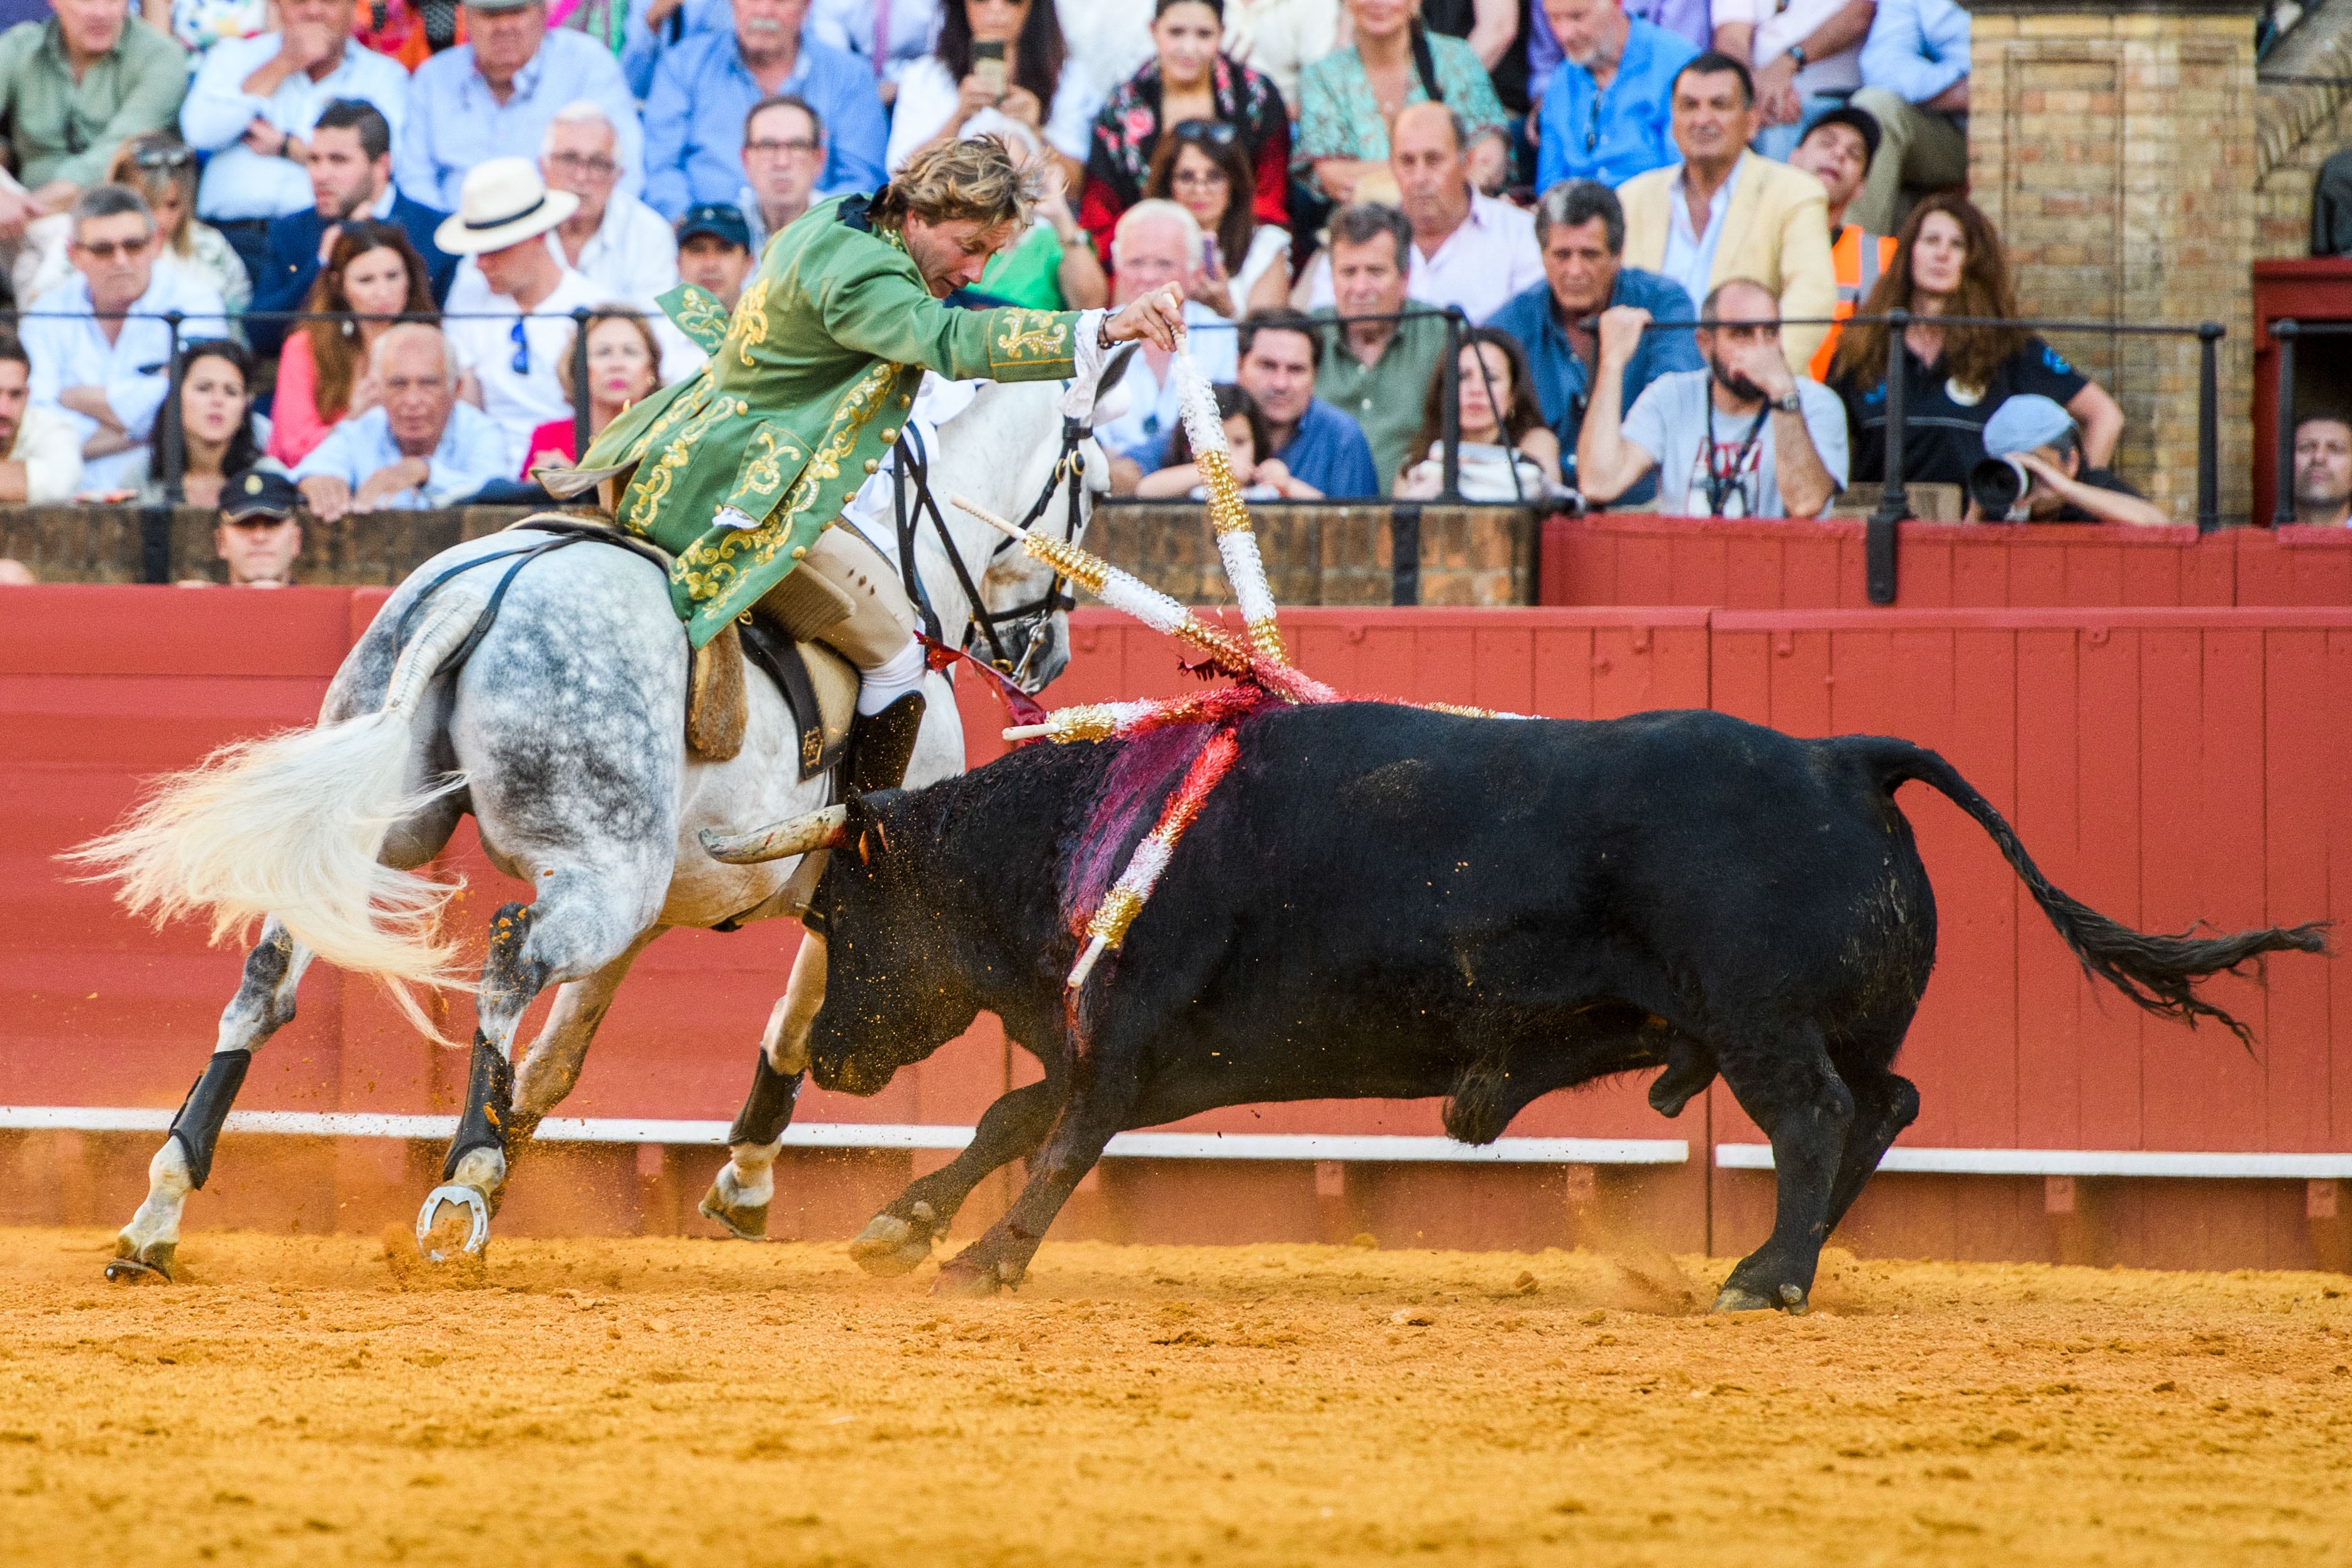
[
  {"left": 108, "top": 920, "right": 312, "bottom": 1283},
  {"left": 506, "top": 930, "right": 663, "bottom": 1141},
  {"left": 415, "top": 874, "right": 650, "bottom": 1263}
]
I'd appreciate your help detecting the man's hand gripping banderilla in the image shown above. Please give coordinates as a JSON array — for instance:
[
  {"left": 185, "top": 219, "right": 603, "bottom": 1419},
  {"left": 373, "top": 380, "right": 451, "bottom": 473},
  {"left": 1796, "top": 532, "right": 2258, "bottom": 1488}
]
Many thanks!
[{"left": 1102, "top": 283, "right": 1187, "bottom": 351}]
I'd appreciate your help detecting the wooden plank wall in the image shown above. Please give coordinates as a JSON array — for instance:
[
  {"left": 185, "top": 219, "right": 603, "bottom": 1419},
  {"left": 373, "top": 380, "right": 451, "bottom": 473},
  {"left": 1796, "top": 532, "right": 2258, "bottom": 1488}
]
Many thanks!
[{"left": 4, "top": 588, "right": 2346, "bottom": 1267}]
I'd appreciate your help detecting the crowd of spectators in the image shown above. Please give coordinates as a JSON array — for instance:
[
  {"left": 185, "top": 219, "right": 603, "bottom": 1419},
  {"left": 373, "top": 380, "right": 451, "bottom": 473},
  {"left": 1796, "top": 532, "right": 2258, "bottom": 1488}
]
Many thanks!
[{"left": 0, "top": 0, "right": 2289, "bottom": 543}]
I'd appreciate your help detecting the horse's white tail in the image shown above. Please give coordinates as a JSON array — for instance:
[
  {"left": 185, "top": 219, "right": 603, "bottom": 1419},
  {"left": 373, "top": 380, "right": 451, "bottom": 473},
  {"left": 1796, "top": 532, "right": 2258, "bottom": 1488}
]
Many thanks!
[{"left": 69, "top": 596, "right": 482, "bottom": 1040}]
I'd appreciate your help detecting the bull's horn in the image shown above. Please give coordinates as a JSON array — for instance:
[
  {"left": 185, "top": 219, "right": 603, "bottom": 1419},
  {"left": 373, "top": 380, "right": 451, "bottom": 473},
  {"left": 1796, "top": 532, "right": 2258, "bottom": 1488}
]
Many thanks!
[{"left": 700, "top": 805, "right": 849, "bottom": 864}]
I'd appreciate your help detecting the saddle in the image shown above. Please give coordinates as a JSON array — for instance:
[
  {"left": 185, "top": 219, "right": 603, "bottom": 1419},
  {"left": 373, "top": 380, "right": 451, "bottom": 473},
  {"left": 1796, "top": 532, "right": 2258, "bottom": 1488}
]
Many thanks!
[{"left": 494, "top": 513, "right": 854, "bottom": 780}]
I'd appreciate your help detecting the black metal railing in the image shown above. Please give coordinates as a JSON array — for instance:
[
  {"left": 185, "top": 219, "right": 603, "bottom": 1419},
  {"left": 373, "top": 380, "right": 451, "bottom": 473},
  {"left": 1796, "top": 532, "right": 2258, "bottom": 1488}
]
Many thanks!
[{"left": 2267, "top": 319, "right": 2352, "bottom": 526}]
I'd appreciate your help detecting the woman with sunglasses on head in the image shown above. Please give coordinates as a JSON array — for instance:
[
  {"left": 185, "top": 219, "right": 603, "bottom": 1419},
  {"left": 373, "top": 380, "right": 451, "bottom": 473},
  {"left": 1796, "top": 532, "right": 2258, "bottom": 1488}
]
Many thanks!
[
  {"left": 1141, "top": 119, "right": 1289, "bottom": 319},
  {"left": 268, "top": 222, "right": 438, "bottom": 468},
  {"left": 1394, "top": 326, "right": 1559, "bottom": 499},
  {"left": 1082, "top": 0, "right": 1289, "bottom": 276},
  {"left": 885, "top": 0, "right": 1099, "bottom": 192},
  {"left": 116, "top": 340, "right": 277, "bottom": 508},
  {"left": 111, "top": 135, "right": 253, "bottom": 316}
]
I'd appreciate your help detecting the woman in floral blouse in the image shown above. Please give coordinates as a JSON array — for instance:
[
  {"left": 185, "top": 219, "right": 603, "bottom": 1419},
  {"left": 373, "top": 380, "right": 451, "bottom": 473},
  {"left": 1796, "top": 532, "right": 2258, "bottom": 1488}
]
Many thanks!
[
  {"left": 1294, "top": 0, "right": 1509, "bottom": 204},
  {"left": 1081, "top": 0, "right": 1289, "bottom": 277}
]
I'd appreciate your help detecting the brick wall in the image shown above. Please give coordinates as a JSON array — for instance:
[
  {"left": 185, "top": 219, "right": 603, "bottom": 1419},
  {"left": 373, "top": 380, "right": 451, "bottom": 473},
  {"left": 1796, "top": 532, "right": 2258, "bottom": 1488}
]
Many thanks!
[
  {"left": 1967, "top": 4, "right": 2261, "bottom": 522},
  {"left": 2255, "top": 4, "right": 2352, "bottom": 258}
]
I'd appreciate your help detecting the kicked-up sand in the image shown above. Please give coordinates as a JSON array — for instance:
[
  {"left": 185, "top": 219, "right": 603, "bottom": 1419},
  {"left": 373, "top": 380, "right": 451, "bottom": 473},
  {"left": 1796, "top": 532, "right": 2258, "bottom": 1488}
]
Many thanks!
[{"left": 2, "top": 1227, "right": 2349, "bottom": 1566}]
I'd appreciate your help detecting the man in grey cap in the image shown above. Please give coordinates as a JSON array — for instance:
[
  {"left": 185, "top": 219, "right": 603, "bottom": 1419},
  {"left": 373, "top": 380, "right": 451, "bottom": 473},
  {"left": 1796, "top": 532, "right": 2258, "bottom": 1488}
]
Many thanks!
[{"left": 1965, "top": 393, "right": 2167, "bottom": 526}]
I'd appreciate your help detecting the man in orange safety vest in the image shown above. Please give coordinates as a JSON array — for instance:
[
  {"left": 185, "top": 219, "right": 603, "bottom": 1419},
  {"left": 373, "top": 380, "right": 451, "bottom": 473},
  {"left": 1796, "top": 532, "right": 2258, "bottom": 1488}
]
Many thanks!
[{"left": 1787, "top": 105, "right": 1896, "bottom": 381}]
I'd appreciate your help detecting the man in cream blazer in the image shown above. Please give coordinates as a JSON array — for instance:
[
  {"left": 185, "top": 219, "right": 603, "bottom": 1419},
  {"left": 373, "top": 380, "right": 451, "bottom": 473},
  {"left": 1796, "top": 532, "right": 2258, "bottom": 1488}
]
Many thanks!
[{"left": 1615, "top": 53, "right": 1838, "bottom": 374}]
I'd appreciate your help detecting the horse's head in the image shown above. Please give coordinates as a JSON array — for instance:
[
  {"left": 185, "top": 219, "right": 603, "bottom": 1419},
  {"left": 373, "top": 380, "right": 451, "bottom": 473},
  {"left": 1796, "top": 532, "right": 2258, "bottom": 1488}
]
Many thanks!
[{"left": 924, "top": 377, "right": 1115, "bottom": 695}]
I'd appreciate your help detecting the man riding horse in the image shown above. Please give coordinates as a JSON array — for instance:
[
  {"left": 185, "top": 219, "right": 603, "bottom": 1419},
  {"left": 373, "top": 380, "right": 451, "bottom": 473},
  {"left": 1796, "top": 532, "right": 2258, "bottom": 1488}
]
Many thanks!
[{"left": 568, "top": 136, "right": 1185, "bottom": 1211}]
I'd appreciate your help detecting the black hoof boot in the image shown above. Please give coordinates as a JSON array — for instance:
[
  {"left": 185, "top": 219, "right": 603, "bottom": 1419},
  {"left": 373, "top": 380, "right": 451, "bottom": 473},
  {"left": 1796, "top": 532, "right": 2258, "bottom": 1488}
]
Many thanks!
[{"left": 846, "top": 692, "right": 925, "bottom": 796}]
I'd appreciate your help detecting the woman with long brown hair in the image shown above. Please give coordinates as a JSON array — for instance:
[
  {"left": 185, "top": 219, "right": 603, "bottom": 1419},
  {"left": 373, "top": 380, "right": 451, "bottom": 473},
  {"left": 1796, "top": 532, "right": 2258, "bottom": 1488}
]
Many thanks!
[
  {"left": 267, "top": 223, "right": 436, "bottom": 468},
  {"left": 1142, "top": 120, "right": 1290, "bottom": 319},
  {"left": 1396, "top": 326, "right": 1560, "bottom": 499},
  {"left": 521, "top": 306, "right": 667, "bottom": 476},
  {"left": 1828, "top": 192, "right": 2124, "bottom": 488}
]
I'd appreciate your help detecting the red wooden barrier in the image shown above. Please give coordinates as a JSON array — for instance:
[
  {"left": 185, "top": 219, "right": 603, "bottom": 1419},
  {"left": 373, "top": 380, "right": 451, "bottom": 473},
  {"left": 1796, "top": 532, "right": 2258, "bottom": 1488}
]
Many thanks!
[
  {"left": 6, "top": 588, "right": 2347, "bottom": 1266},
  {"left": 1540, "top": 517, "right": 2352, "bottom": 612}
]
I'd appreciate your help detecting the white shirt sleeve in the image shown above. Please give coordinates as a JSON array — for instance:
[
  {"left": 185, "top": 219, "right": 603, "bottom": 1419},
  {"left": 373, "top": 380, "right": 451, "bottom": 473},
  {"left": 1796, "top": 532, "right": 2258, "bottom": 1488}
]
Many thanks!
[{"left": 10, "top": 404, "right": 84, "bottom": 502}]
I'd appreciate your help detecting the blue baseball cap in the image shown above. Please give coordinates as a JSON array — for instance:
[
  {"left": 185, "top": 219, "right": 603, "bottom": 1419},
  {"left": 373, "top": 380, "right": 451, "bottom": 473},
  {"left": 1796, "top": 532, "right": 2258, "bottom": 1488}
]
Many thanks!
[
  {"left": 678, "top": 203, "right": 751, "bottom": 251},
  {"left": 1980, "top": 394, "right": 2077, "bottom": 457}
]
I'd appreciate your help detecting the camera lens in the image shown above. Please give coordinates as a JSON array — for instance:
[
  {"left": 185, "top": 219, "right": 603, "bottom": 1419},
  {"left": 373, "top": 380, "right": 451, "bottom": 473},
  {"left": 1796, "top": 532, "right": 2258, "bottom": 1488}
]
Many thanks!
[{"left": 1967, "top": 455, "right": 2029, "bottom": 521}]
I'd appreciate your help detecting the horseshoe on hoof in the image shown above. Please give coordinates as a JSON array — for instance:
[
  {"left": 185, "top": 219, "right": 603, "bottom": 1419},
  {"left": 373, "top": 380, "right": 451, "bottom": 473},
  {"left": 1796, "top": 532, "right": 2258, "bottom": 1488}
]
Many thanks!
[
  {"left": 104, "top": 1253, "right": 173, "bottom": 1285},
  {"left": 415, "top": 1184, "right": 492, "bottom": 1262},
  {"left": 1709, "top": 1284, "right": 1777, "bottom": 1313},
  {"left": 697, "top": 1185, "right": 771, "bottom": 1244}
]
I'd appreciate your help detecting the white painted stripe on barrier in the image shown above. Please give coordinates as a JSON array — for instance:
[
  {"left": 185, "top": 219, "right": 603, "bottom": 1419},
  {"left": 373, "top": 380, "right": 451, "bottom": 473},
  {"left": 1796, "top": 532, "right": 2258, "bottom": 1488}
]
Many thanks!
[
  {"left": 0, "top": 1106, "right": 1684, "bottom": 1164},
  {"left": 1715, "top": 1144, "right": 2352, "bottom": 1179}
]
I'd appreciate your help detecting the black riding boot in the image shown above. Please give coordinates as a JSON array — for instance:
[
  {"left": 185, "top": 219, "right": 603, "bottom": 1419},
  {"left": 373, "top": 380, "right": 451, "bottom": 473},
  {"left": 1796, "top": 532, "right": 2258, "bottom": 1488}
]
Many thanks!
[{"left": 846, "top": 690, "right": 926, "bottom": 795}]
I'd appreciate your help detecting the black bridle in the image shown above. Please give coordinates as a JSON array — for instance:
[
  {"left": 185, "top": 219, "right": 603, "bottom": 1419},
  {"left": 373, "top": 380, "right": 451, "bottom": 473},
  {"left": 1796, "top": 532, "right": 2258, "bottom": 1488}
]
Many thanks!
[{"left": 892, "top": 406, "right": 1090, "bottom": 685}]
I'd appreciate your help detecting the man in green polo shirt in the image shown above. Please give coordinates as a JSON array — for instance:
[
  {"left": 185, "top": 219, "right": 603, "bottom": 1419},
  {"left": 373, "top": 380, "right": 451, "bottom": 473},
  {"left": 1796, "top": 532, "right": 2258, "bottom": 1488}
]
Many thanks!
[
  {"left": 0, "top": 0, "right": 187, "bottom": 250},
  {"left": 1312, "top": 202, "right": 1450, "bottom": 495}
]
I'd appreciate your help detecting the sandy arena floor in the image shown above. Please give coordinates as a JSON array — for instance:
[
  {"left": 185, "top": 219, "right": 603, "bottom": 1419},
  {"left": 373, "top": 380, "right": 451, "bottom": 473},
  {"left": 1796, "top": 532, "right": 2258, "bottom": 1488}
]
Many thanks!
[{"left": 3, "top": 1228, "right": 2350, "bottom": 1567}]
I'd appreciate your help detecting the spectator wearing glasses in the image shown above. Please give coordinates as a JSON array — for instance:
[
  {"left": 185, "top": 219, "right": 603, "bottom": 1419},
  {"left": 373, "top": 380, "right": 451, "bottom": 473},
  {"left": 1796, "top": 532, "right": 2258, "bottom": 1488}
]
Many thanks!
[
  {"left": 116, "top": 339, "right": 274, "bottom": 507},
  {"left": 294, "top": 323, "right": 513, "bottom": 515},
  {"left": 1094, "top": 200, "right": 1239, "bottom": 486},
  {"left": 1615, "top": 53, "right": 1836, "bottom": 374},
  {"left": 446, "top": 101, "right": 681, "bottom": 327},
  {"left": 176, "top": 0, "right": 410, "bottom": 288},
  {"left": 23, "top": 184, "right": 228, "bottom": 494},
  {"left": 1828, "top": 193, "right": 2122, "bottom": 488},
  {"left": 1576, "top": 277, "right": 1845, "bottom": 517},
  {"left": 1488, "top": 179, "right": 1699, "bottom": 503},
  {"left": 268, "top": 222, "right": 436, "bottom": 467},
  {"left": 676, "top": 204, "right": 758, "bottom": 309},
  {"left": 0, "top": 332, "right": 85, "bottom": 503},
  {"left": 641, "top": 0, "right": 888, "bottom": 221},
  {"left": 195, "top": 470, "right": 307, "bottom": 588},
  {"left": 0, "top": 0, "right": 187, "bottom": 268},
  {"left": 1082, "top": 0, "right": 1287, "bottom": 269},
  {"left": 1140, "top": 118, "right": 1289, "bottom": 321},
  {"left": 1532, "top": 0, "right": 1697, "bottom": 192},
  {"left": 2294, "top": 415, "right": 2352, "bottom": 529},
  {"left": 1709, "top": 0, "right": 1875, "bottom": 162},
  {"left": 1394, "top": 326, "right": 1562, "bottom": 500},
  {"left": 397, "top": 0, "right": 646, "bottom": 214},
  {"left": 519, "top": 306, "right": 666, "bottom": 473},
  {"left": 1296, "top": 0, "right": 1511, "bottom": 205},
  {"left": 738, "top": 94, "right": 825, "bottom": 253},
  {"left": 887, "top": 0, "right": 1098, "bottom": 190},
  {"left": 808, "top": 0, "right": 945, "bottom": 104},
  {"left": 433, "top": 158, "right": 607, "bottom": 473}
]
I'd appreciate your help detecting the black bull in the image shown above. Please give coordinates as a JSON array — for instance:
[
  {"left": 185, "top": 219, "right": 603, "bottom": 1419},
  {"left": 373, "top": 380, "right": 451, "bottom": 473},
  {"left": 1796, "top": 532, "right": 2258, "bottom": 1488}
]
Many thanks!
[{"left": 779, "top": 704, "right": 2325, "bottom": 1305}]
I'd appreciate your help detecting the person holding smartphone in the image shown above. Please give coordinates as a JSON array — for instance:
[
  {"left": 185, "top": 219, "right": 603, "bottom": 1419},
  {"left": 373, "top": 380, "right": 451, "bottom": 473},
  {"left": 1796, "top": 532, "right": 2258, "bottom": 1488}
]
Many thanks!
[{"left": 883, "top": 0, "right": 1100, "bottom": 192}]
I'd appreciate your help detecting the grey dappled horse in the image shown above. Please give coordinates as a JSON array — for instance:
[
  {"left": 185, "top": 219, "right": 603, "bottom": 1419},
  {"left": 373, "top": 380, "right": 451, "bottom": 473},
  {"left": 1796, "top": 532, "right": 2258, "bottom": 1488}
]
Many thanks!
[{"left": 79, "top": 380, "right": 1107, "bottom": 1279}]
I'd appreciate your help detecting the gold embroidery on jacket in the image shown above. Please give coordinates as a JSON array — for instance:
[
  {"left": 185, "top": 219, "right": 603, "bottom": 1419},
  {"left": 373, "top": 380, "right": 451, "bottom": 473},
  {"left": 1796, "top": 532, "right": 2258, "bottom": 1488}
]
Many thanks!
[
  {"left": 992, "top": 309, "right": 1068, "bottom": 365},
  {"left": 728, "top": 279, "right": 771, "bottom": 368}
]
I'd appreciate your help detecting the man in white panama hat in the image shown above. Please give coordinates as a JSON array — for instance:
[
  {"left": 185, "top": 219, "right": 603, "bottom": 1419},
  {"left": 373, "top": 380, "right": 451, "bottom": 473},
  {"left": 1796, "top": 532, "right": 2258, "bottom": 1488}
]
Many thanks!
[{"left": 435, "top": 156, "right": 609, "bottom": 471}]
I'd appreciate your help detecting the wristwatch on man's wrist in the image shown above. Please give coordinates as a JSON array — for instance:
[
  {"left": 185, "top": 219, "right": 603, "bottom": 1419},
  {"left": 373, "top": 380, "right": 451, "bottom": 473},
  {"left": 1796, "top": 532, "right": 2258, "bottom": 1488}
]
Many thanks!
[
  {"left": 1787, "top": 42, "right": 1808, "bottom": 67},
  {"left": 1771, "top": 390, "right": 1803, "bottom": 414}
]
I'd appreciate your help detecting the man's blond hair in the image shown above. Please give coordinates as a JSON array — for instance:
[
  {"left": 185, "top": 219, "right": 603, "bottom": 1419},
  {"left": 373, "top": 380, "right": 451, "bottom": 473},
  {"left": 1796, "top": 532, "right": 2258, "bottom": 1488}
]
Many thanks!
[{"left": 871, "top": 137, "right": 1040, "bottom": 233}]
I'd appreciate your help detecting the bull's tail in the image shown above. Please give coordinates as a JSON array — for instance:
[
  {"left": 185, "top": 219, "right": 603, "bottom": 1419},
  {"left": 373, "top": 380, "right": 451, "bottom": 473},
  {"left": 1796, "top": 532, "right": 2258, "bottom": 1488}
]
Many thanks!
[
  {"left": 67, "top": 597, "right": 481, "bottom": 1040},
  {"left": 1847, "top": 736, "right": 2329, "bottom": 1044}
]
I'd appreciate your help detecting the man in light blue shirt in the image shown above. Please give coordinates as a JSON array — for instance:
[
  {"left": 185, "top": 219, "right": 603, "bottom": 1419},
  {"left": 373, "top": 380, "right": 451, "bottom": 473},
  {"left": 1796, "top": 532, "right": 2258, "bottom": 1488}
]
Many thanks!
[
  {"left": 641, "top": 0, "right": 886, "bottom": 219},
  {"left": 1534, "top": 0, "right": 1699, "bottom": 192},
  {"left": 23, "top": 185, "right": 228, "bottom": 495},
  {"left": 292, "top": 324, "right": 514, "bottom": 514},
  {"left": 395, "top": 0, "right": 645, "bottom": 212},
  {"left": 1489, "top": 180, "right": 1700, "bottom": 505},
  {"left": 1848, "top": 0, "right": 1967, "bottom": 234},
  {"left": 179, "top": 0, "right": 409, "bottom": 283}
]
